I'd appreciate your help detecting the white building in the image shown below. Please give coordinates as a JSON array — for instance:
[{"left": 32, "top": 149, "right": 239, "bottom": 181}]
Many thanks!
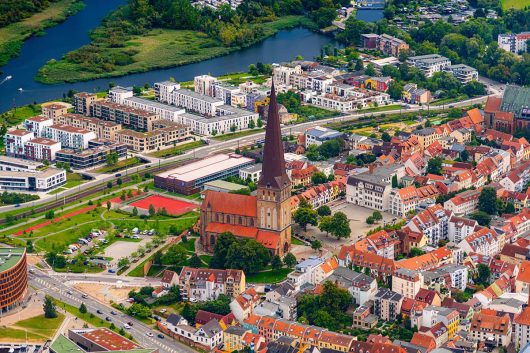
[
  {"left": 392, "top": 268, "right": 423, "bottom": 299},
  {"left": 239, "top": 164, "right": 262, "bottom": 182},
  {"left": 458, "top": 228, "right": 504, "bottom": 257},
  {"left": 173, "top": 89, "right": 225, "bottom": 116},
  {"left": 0, "top": 156, "right": 43, "bottom": 172},
  {"left": 107, "top": 86, "right": 134, "bottom": 104},
  {"left": 42, "top": 124, "right": 96, "bottom": 150},
  {"left": 448, "top": 216, "right": 478, "bottom": 244},
  {"left": 122, "top": 96, "right": 185, "bottom": 122},
  {"left": 407, "top": 204, "right": 452, "bottom": 246},
  {"left": 0, "top": 168, "right": 66, "bottom": 192},
  {"left": 406, "top": 54, "right": 451, "bottom": 78},
  {"left": 498, "top": 32, "right": 530, "bottom": 54},
  {"left": 273, "top": 64, "right": 302, "bottom": 86},
  {"left": 4, "top": 129, "right": 34, "bottom": 157},
  {"left": 155, "top": 81, "right": 181, "bottom": 103},
  {"left": 23, "top": 116, "right": 54, "bottom": 136},
  {"left": 305, "top": 126, "right": 343, "bottom": 147},
  {"left": 444, "top": 64, "right": 479, "bottom": 83},
  {"left": 24, "top": 138, "right": 62, "bottom": 161},
  {"left": 194, "top": 75, "right": 218, "bottom": 96},
  {"left": 328, "top": 267, "right": 377, "bottom": 306}
]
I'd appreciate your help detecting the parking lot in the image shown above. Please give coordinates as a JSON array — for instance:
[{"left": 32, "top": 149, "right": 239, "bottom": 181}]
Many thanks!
[{"left": 104, "top": 238, "right": 150, "bottom": 266}]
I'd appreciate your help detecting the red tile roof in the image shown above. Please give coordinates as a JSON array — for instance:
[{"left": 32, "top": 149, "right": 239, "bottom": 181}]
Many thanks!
[{"left": 201, "top": 190, "right": 257, "bottom": 217}]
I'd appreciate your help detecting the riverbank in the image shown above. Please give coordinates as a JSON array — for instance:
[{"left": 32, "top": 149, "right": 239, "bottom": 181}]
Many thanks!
[
  {"left": 36, "top": 16, "right": 317, "bottom": 84},
  {"left": 0, "top": 0, "right": 85, "bottom": 68}
]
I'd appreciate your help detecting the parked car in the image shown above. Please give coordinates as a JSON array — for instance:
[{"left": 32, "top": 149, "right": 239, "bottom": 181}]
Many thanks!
[
  {"left": 146, "top": 332, "right": 154, "bottom": 337},
  {"left": 111, "top": 311, "right": 117, "bottom": 315},
  {"left": 159, "top": 309, "right": 167, "bottom": 313},
  {"left": 123, "top": 324, "right": 131, "bottom": 329},
  {"left": 97, "top": 309, "right": 103, "bottom": 314},
  {"left": 105, "top": 317, "right": 112, "bottom": 322},
  {"left": 157, "top": 334, "right": 164, "bottom": 339},
  {"left": 82, "top": 294, "right": 88, "bottom": 299}
]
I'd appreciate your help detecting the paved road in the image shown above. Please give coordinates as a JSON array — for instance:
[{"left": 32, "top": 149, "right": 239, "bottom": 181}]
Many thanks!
[
  {"left": 0, "top": 93, "right": 493, "bottom": 215},
  {"left": 29, "top": 266, "right": 196, "bottom": 353}
]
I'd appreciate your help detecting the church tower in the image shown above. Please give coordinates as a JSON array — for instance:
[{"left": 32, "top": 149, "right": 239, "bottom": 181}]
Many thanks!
[{"left": 256, "top": 81, "right": 292, "bottom": 255}]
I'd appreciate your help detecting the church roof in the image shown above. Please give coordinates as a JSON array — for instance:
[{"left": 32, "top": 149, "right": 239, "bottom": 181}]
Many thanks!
[
  {"left": 201, "top": 190, "right": 257, "bottom": 217},
  {"left": 258, "top": 81, "right": 291, "bottom": 189}
]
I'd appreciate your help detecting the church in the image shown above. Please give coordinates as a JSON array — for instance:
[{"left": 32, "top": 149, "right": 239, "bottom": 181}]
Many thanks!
[{"left": 200, "top": 82, "right": 292, "bottom": 256}]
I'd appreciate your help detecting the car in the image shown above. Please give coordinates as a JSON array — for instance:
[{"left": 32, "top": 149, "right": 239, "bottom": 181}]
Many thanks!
[
  {"left": 127, "top": 322, "right": 133, "bottom": 326},
  {"left": 115, "top": 173, "right": 122, "bottom": 177},
  {"left": 105, "top": 317, "right": 112, "bottom": 322},
  {"left": 97, "top": 309, "right": 103, "bottom": 314},
  {"left": 82, "top": 294, "right": 88, "bottom": 299},
  {"left": 66, "top": 290, "right": 73, "bottom": 295},
  {"left": 189, "top": 298, "right": 198, "bottom": 303},
  {"left": 111, "top": 311, "right": 117, "bottom": 315},
  {"left": 108, "top": 269, "right": 116, "bottom": 273},
  {"left": 29, "top": 268, "right": 34, "bottom": 274},
  {"left": 123, "top": 324, "right": 131, "bottom": 329},
  {"left": 146, "top": 332, "right": 154, "bottom": 337},
  {"left": 159, "top": 309, "right": 167, "bottom": 313},
  {"left": 157, "top": 334, "right": 164, "bottom": 339},
  {"left": 14, "top": 204, "right": 21, "bottom": 208}
]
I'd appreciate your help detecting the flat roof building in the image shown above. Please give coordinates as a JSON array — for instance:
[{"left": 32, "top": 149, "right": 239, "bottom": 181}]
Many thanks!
[
  {"left": 0, "top": 168, "right": 66, "bottom": 192},
  {"left": 155, "top": 153, "right": 254, "bottom": 195},
  {"left": 0, "top": 248, "right": 27, "bottom": 313},
  {"left": 0, "top": 155, "right": 43, "bottom": 172}
]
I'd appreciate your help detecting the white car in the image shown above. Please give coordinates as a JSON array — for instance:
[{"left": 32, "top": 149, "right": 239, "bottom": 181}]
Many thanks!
[
  {"left": 159, "top": 308, "right": 167, "bottom": 313},
  {"left": 189, "top": 298, "right": 198, "bottom": 303},
  {"left": 123, "top": 324, "right": 131, "bottom": 329},
  {"left": 146, "top": 332, "right": 154, "bottom": 337}
]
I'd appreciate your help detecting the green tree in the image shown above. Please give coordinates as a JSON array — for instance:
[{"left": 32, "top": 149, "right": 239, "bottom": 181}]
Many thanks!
[
  {"left": 478, "top": 187, "right": 497, "bottom": 215},
  {"left": 387, "top": 81, "right": 404, "bottom": 100},
  {"left": 43, "top": 295, "right": 57, "bottom": 318},
  {"left": 319, "top": 215, "right": 333, "bottom": 236},
  {"left": 45, "top": 210, "right": 55, "bottom": 219},
  {"left": 132, "top": 206, "right": 138, "bottom": 216},
  {"left": 210, "top": 232, "right": 238, "bottom": 269},
  {"left": 148, "top": 204, "right": 156, "bottom": 217},
  {"left": 381, "top": 132, "right": 391, "bottom": 142},
  {"left": 372, "top": 211, "right": 383, "bottom": 222},
  {"left": 283, "top": 252, "right": 297, "bottom": 268},
  {"left": 107, "top": 181, "right": 113, "bottom": 189},
  {"left": 311, "top": 172, "right": 328, "bottom": 185},
  {"left": 117, "top": 178, "right": 123, "bottom": 186},
  {"left": 317, "top": 205, "right": 331, "bottom": 217},
  {"left": 225, "top": 239, "right": 271, "bottom": 274},
  {"left": 79, "top": 303, "right": 87, "bottom": 314},
  {"left": 106, "top": 201, "right": 111, "bottom": 210},
  {"left": 366, "top": 216, "right": 374, "bottom": 224},
  {"left": 426, "top": 157, "right": 443, "bottom": 175},
  {"left": 410, "top": 247, "right": 425, "bottom": 257},
  {"left": 365, "top": 63, "right": 376, "bottom": 76},
  {"left": 126, "top": 303, "right": 152, "bottom": 319},
  {"left": 470, "top": 211, "right": 491, "bottom": 226},
  {"left": 26, "top": 240, "right": 34, "bottom": 253},
  {"left": 476, "top": 263, "right": 491, "bottom": 286},
  {"left": 118, "top": 257, "right": 130, "bottom": 268},
  {"left": 294, "top": 207, "right": 318, "bottom": 231},
  {"left": 392, "top": 175, "right": 398, "bottom": 188},
  {"left": 189, "top": 254, "right": 202, "bottom": 268},
  {"left": 311, "top": 239, "right": 322, "bottom": 252},
  {"left": 271, "top": 255, "right": 283, "bottom": 271},
  {"left": 329, "top": 212, "right": 351, "bottom": 239},
  {"left": 161, "top": 245, "right": 188, "bottom": 266}
]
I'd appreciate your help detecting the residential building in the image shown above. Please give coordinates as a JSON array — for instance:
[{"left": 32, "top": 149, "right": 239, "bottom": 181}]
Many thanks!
[
  {"left": 412, "top": 127, "right": 443, "bottom": 150},
  {"left": 422, "top": 306, "right": 460, "bottom": 338},
  {"left": 0, "top": 168, "right": 66, "bottom": 192},
  {"left": 121, "top": 96, "right": 185, "bottom": 122},
  {"left": 239, "top": 164, "right": 262, "bottom": 182},
  {"left": 55, "top": 141, "right": 127, "bottom": 169},
  {"left": 458, "top": 228, "right": 504, "bottom": 257},
  {"left": 154, "top": 81, "right": 181, "bottom": 103},
  {"left": 365, "top": 230, "right": 400, "bottom": 259},
  {"left": 406, "top": 55, "right": 451, "bottom": 78},
  {"left": 42, "top": 124, "right": 96, "bottom": 150},
  {"left": 178, "top": 267, "right": 245, "bottom": 301},
  {"left": 194, "top": 75, "right": 218, "bottom": 96},
  {"left": 0, "top": 156, "right": 43, "bottom": 172},
  {"left": 161, "top": 318, "right": 223, "bottom": 350},
  {"left": 406, "top": 204, "right": 452, "bottom": 246},
  {"left": 470, "top": 311, "right": 511, "bottom": 347},
  {"left": 24, "top": 138, "right": 61, "bottom": 161},
  {"left": 72, "top": 92, "right": 97, "bottom": 115},
  {"left": 328, "top": 267, "right": 377, "bottom": 306},
  {"left": 5, "top": 129, "right": 34, "bottom": 157},
  {"left": 346, "top": 164, "right": 405, "bottom": 211},
  {"left": 444, "top": 189, "right": 482, "bottom": 216},
  {"left": 107, "top": 86, "right": 134, "bottom": 104},
  {"left": 24, "top": 116, "right": 54, "bottom": 136},
  {"left": 514, "top": 295, "right": 530, "bottom": 350},
  {"left": 444, "top": 64, "right": 478, "bottom": 83},
  {"left": 41, "top": 102, "right": 68, "bottom": 119},
  {"left": 230, "top": 287, "right": 261, "bottom": 322},
  {"left": 392, "top": 268, "right": 423, "bottom": 299},
  {"left": 402, "top": 84, "right": 432, "bottom": 104},
  {"left": 115, "top": 123, "right": 191, "bottom": 153},
  {"left": 377, "top": 34, "right": 410, "bottom": 57},
  {"left": 374, "top": 288, "right": 403, "bottom": 321},
  {"left": 352, "top": 305, "right": 378, "bottom": 330},
  {"left": 91, "top": 100, "right": 158, "bottom": 132},
  {"left": 305, "top": 126, "right": 342, "bottom": 147},
  {"left": 0, "top": 248, "right": 27, "bottom": 313},
  {"left": 422, "top": 264, "right": 468, "bottom": 292},
  {"left": 498, "top": 32, "right": 530, "bottom": 54},
  {"left": 448, "top": 216, "right": 478, "bottom": 243},
  {"left": 54, "top": 114, "right": 122, "bottom": 140}
]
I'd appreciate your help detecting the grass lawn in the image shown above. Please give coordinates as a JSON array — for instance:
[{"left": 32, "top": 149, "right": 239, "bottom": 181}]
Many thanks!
[
  {"left": 199, "top": 255, "right": 212, "bottom": 267},
  {"left": 148, "top": 140, "right": 205, "bottom": 158},
  {"left": 501, "top": 0, "right": 530, "bottom": 9},
  {"left": 64, "top": 172, "right": 85, "bottom": 188},
  {"left": 0, "top": 313, "right": 65, "bottom": 342},
  {"left": 291, "top": 237, "right": 305, "bottom": 246},
  {"left": 95, "top": 157, "right": 142, "bottom": 173},
  {"left": 246, "top": 268, "right": 292, "bottom": 283},
  {"left": 213, "top": 128, "right": 264, "bottom": 141},
  {"left": 36, "top": 16, "right": 313, "bottom": 84},
  {"left": 0, "top": 0, "right": 84, "bottom": 67},
  {"left": 431, "top": 95, "right": 468, "bottom": 106},
  {"left": 1, "top": 104, "right": 42, "bottom": 126},
  {"left": 358, "top": 104, "right": 402, "bottom": 113}
]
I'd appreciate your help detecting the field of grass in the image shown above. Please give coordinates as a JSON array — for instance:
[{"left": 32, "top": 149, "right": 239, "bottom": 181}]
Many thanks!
[
  {"left": 358, "top": 104, "right": 403, "bottom": 113},
  {"left": 95, "top": 157, "right": 143, "bottom": 173},
  {"left": 501, "top": 0, "right": 530, "bottom": 9},
  {"left": 246, "top": 268, "right": 292, "bottom": 283},
  {"left": 0, "top": 313, "right": 64, "bottom": 342},
  {"left": 36, "top": 16, "right": 314, "bottom": 84},
  {"left": 148, "top": 140, "right": 205, "bottom": 158},
  {"left": 0, "top": 104, "right": 42, "bottom": 126},
  {"left": 0, "top": 0, "right": 84, "bottom": 67},
  {"left": 291, "top": 237, "right": 305, "bottom": 246},
  {"left": 213, "top": 128, "right": 265, "bottom": 141}
]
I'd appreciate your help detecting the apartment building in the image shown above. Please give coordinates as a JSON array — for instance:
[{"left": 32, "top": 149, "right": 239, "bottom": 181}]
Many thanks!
[
  {"left": 422, "top": 264, "right": 468, "bottom": 292},
  {"left": 407, "top": 204, "right": 452, "bottom": 246},
  {"left": 24, "top": 116, "right": 54, "bottom": 136},
  {"left": 392, "top": 268, "right": 423, "bottom": 299},
  {"left": 174, "top": 109, "right": 258, "bottom": 136},
  {"left": 305, "top": 126, "right": 342, "bottom": 147},
  {"left": 470, "top": 311, "right": 511, "bottom": 347},
  {"left": 273, "top": 64, "right": 303, "bottom": 86},
  {"left": 115, "top": 123, "right": 191, "bottom": 153},
  {"left": 444, "top": 189, "right": 482, "bottom": 215},
  {"left": 4, "top": 129, "right": 34, "bottom": 157},
  {"left": 406, "top": 55, "right": 451, "bottom": 78},
  {"left": 311, "top": 91, "right": 391, "bottom": 112},
  {"left": 107, "top": 86, "right": 133, "bottom": 104},
  {"left": 41, "top": 103, "right": 68, "bottom": 119},
  {"left": 444, "top": 64, "right": 479, "bottom": 83},
  {"left": 498, "top": 32, "right": 530, "bottom": 54},
  {"left": 412, "top": 127, "right": 443, "bottom": 150},
  {"left": 121, "top": 96, "right": 185, "bottom": 122},
  {"left": 24, "top": 138, "right": 62, "bottom": 162},
  {"left": 194, "top": 75, "right": 218, "bottom": 96},
  {"left": 154, "top": 81, "right": 181, "bottom": 103},
  {"left": 327, "top": 267, "right": 377, "bottom": 306},
  {"left": 178, "top": 267, "right": 245, "bottom": 301},
  {"left": 72, "top": 92, "right": 97, "bottom": 115},
  {"left": 515, "top": 302, "right": 530, "bottom": 349},
  {"left": 346, "top": 164, "right": 405, "bottom": 211},
  {"left": 448, "top": 216, "right": 478, "bottom": 243},
  {"left": 374, "top": 288, "right": 403, "bottom": 321},
  {"left": 91, "top": 100, "right": 158, "bottom": 132},
  {"left": 55, "top": 142, "right": 127, "bottom": 169},
  {"left": 377, "top": 34, "right": 410, "bottom": 56},
  {"left": 54, "top": 114, "right": 122, "bottom": 140},
  {"left": 458, "top": 228, "right": 504, "bottom": 257},
  {"left": 0, "top": 156, "right": 42, "bottom": 172},
  {"left": 42, "top": 124, "right": 96, "bottom": 150},
  {"left": 0, "top": 168, "right": 66, "bottom": 192},
  {"left": 402, "top": 83, "right": 432, "bottom": 104},
  {"left": 173, "top": 89, "right": 224, "bottom": 116},
  {"left": 422, "top": 306, "right": 460, "bottom": 339}
]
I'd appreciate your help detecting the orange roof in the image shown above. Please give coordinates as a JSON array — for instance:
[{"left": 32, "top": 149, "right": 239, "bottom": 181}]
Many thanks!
[
  {"left": 205, "top": 222, "right": 258, "bottom": 238},
  {"left": 201, "top": 190, "right": 257, "bottom": 217},
  {"left": 411, "top": 332, "right": 437, "bottom": 352},
  {"left": 256, "top": 230, "right": 280, "bottom": 250},
  {"left": 484, "top": 97, "right": 502, "bottom": 113},
  {"left": 466, "top": 108, "right": 484, "bottom": 125},
  {"left": 515, "top": 307, "right": 530, "bottom": 326},
  {"left": 517, "top": 261, "right": 530, "bottom": 284}
]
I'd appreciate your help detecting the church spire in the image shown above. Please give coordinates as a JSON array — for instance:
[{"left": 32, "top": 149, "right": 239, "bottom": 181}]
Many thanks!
[{"left": 258, "top": 81, "right": 290, "bottom": 189}]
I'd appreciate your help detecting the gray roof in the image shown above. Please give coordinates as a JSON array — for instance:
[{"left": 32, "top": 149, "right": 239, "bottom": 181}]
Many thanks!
[
  {"left": 489, "top": 297, "right": 525, "bottom": 309},
  {"left": 199, "top": 319, "right": 222, "bottom": 338},
  {"left": 501, "top": 85, "right": 530, "bottom": 119},
  {"left": 176, "top": 89, "right": 223, "bottom": 103},
  {"left": 167, "top": 314, "right": 185, "bottom": 326},
  {"left": 375, "top": 288, "right": 402, "bottom": 302},
  {"left": 125, "top": 96, "right": 185, "bottom": 112},
  {"left": 224, "top": 326, "right": 248, "bottom": 336},
  {"left": 422, "top": 264, "right": 467, "bottom": 282},
  {"left": 240, "top": 163, "right": 263, "bottom": 173},
  {"left": 328, "top": 267, "right": 375, "bottom": 290}
]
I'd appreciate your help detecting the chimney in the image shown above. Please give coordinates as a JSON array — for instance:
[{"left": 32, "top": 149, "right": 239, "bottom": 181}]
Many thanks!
[{"left": 368, "top": 164, "right": 376, "bottom": 174}]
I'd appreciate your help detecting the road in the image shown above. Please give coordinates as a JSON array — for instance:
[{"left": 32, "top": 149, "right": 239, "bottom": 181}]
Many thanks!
[
  {"left": 0, "top": 92, "right": 493, "bottom": 216},
  {"left": 29, "top": 266, "right": 197, "bottom": 353}
]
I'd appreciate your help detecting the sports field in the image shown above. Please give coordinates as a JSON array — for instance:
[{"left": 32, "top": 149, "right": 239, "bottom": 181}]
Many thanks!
[{"left": 130, "top": 195, "right": 196, "bottom": 216}]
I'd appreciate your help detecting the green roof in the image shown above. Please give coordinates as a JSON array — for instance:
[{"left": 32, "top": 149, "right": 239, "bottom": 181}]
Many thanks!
[
  {"left": 0, "top": 247, "right": 25, "bottom": 273},
  {"left": 501, "top": 85, "right": 530, "bottom": 119},
  {"left": 50, "top": 335, "right": 155, "bottom": 353},
  {"left": 203, "top": 180, "right": 249, "bottom": 191}
]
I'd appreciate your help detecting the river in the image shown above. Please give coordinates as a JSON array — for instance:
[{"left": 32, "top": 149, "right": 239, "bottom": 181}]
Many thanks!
[{"left": 0, "top": 0, "right": 338, "bottom": 113}]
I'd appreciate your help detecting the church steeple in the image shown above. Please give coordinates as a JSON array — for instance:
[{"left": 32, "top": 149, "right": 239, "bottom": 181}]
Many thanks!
[{"left": 258, "top": 81, "right": 290, "bottom": 189}]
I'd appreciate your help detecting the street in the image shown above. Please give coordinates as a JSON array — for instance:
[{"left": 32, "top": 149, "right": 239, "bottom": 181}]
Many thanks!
[{"left": 29, "top": 266, "right": 197, "bottom": 353}]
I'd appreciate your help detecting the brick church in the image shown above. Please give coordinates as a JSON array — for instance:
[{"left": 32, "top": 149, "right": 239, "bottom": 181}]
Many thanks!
[{"left": 200, "top": 83, "right": 292, "bottom": 256}]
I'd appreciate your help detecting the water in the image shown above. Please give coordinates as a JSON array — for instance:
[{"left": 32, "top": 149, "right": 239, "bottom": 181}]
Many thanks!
[
  {"left": 0, "top": 0, "right": 337, "bottom": 112},
  {"left": 356, "top": 9, "right": 384, "bottom": 22}
]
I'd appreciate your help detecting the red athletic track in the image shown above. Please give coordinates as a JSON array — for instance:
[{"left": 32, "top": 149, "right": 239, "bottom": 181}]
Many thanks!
[
  {"left": 130, "top": 195, "right": 196, "bottom": 216},
  {"left": 14, "top": 205, "right": 97, "bottom": 236}
]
